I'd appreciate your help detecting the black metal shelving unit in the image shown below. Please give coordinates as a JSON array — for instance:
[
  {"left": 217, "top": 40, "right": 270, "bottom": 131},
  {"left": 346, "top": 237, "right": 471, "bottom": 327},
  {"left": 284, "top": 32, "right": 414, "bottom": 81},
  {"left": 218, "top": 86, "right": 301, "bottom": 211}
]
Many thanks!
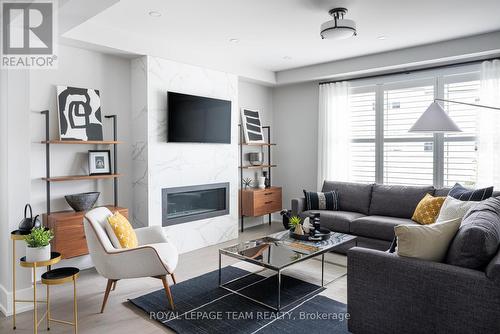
[
  {"left": 239, "top": 124, "right": 276, "bottom": 232},
  {"left": 40, "top": 110, "right": 120, "bottom": 215}
]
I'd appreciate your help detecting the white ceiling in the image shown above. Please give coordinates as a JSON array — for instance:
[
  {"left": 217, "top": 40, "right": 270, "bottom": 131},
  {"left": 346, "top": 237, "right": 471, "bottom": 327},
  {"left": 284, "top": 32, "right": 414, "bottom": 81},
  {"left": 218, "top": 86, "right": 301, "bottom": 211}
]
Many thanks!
[{"left": 63, "top": 0, "right": 500, "bottom": 82}]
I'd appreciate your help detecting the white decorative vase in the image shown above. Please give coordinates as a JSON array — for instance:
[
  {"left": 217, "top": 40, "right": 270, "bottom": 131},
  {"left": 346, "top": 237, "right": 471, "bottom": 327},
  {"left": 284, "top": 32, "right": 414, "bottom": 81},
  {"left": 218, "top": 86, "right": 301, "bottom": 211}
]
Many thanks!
[
  {"left": 294, "top": 224, "right": 304, "bottom": 235},
  {"left": 26, "top": 244, "right": 51, "bottom": 262},
  {"left": 258, "top": 176, "right": 266, "bottom": 189}
]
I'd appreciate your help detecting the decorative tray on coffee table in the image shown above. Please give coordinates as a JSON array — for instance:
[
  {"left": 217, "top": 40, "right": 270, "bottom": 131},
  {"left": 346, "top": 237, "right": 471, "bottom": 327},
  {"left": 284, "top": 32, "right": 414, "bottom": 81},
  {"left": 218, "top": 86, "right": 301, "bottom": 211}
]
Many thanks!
[{"left": 289, "top": 227, "right": 331, "bottom": 241}]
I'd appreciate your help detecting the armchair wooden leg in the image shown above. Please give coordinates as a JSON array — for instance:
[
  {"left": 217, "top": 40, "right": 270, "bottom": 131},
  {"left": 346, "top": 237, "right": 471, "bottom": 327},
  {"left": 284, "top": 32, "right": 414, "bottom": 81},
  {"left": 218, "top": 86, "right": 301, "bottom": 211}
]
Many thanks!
[
  {"left": 111, "top": 281, "right": 117, "bottom": 291},
  {"left": 171, "top": 273, "right": 177, "bottom": 285},
  {"left": 161, "top": 276, "right": 175, "bottom": 310},
  {"left": 100, "top": 279, "right": 116, "bottom": 313}
]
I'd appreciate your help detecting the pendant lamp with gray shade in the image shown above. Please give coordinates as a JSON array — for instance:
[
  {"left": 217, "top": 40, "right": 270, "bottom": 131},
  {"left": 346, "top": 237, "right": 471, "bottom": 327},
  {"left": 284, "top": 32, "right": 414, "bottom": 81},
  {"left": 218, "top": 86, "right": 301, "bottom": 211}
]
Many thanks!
[{"left": 409, "top": 98, "right": 500, "bottom": 133}]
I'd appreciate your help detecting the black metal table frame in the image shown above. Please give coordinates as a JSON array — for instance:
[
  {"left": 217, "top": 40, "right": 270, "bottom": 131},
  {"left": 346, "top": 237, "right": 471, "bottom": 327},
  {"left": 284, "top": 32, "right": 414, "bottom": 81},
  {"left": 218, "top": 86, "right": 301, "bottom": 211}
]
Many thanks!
[{"left": 218, "top": 249, "right": 347, "bottom": 312}]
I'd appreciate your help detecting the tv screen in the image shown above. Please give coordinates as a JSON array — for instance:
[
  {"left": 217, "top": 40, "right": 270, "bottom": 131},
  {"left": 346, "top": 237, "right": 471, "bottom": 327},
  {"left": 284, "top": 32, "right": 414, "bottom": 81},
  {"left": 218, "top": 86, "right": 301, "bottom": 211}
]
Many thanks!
[{"left": 167, "top": 92, "right": 231, "bottom": 144}]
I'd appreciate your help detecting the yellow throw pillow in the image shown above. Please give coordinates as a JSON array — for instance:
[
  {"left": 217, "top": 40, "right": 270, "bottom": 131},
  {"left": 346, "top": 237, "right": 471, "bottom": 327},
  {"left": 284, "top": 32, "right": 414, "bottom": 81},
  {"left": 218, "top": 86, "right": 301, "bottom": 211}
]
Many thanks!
[
  {"left": 412, "top": 194, "right": 446, "bottom": 225},
  {"left": 107, "top": 212, "right": 138, "bottom": 248}
]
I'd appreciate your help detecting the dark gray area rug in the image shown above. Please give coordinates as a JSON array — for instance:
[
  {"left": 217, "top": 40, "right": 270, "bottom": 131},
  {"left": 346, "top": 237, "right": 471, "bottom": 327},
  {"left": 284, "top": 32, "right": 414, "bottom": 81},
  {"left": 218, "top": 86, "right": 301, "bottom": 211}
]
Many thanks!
[{"left": 129, "top": 266, "right": 349, "bottom": 333}]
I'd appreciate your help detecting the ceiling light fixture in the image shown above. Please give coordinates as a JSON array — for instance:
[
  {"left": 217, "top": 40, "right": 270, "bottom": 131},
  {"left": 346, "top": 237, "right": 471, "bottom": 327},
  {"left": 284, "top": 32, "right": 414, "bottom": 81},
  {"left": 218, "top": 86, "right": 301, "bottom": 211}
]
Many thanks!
[
  {"left": 320, "top": 7, "right": 357, "bottom": 40},
  {"left": 148, "top": 11, "right": 162, "bottom": 17},
  {"left": 229, "top": 38, "right": 240, "bottom": 43},
  {"left": 377, "top": 35, "right": 387, "bottom": 40}
]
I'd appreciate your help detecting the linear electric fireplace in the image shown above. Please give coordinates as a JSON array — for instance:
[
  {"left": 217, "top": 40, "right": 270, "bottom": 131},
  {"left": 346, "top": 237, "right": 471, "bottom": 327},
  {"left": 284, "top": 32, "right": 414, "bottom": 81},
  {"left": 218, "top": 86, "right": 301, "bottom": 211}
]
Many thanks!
[{"left": 162, "top": 182, "right": 229, "bottom": 226}]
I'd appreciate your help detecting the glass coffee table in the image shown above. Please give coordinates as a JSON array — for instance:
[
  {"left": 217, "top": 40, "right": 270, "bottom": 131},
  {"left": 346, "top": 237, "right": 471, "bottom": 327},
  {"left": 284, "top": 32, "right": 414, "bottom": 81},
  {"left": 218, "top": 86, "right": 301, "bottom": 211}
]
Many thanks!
[{"left": 218, "top": 230, "right": 356, "bottom": 311}]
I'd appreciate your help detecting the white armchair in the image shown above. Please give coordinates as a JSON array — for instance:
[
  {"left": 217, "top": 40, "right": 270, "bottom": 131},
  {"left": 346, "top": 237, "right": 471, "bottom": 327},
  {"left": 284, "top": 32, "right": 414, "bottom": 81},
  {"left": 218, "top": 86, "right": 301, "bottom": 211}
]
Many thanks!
[{"left": 83, "top": 207, "right": 178, "bottom": 312}]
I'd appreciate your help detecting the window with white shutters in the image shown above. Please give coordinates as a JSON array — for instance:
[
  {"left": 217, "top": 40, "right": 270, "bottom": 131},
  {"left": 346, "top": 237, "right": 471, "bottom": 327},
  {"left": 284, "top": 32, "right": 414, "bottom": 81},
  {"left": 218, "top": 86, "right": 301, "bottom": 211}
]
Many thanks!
[
  {"left": 340, "top": 68, "right": 480, "bottom": 187},
  {"left": 443, "top": 78, "right": 479, "bottom": 187},
  {"left": 383, "top": 85, "right": 435, "bottom": 185},
  {"left": 349, "top": 90, "right": 376, "bottom": 183}
]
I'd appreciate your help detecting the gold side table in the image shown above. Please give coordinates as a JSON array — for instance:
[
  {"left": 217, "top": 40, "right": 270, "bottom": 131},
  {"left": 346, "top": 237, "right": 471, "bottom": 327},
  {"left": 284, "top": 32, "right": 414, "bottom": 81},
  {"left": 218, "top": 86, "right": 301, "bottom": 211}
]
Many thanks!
[
  {"left": 10, "top": 230, "right": 30, "bottom": 330},
  {"left": 41, "top": 267, "right": 80, "bottom": 334},
  {"left": 19, "top": 251, "right": 61, "bottom": 334}
]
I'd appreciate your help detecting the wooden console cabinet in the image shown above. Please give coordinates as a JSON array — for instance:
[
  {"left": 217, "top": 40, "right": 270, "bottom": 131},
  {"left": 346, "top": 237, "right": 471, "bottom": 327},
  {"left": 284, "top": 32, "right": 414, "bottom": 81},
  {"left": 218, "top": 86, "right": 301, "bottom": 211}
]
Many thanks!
[
  {"left": 241, "top": 187, "right": 282, "bottom": 217},
  {"left": 44, "top": 206, "right": 128, "bottom": 259}
]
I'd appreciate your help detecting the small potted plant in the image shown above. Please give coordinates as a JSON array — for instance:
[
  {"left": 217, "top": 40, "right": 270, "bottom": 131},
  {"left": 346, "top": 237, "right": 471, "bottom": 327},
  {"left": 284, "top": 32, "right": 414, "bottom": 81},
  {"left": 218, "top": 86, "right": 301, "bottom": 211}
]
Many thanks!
[
  {"left": 289, "top": 216, "right": 304, "bottom": 235},
  {"left": 24, "top": 227, "right": 54, "bottom": 262}
]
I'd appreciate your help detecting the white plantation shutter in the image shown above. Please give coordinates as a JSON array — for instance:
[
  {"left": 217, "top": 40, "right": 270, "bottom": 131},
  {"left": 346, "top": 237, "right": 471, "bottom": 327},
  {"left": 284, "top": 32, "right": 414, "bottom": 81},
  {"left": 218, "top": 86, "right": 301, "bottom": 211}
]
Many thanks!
[
  {"left": 349, "top": 90, "right": 376, "bottom": 183},
  {"left": 336, "top": 68, "right": 480, "bottom": 187},
  {"left": 383, "top": 84, "right": 435, "bottom": 185},
  {"left": 443, "top": 79, "right": 480, "bottom": 187}
]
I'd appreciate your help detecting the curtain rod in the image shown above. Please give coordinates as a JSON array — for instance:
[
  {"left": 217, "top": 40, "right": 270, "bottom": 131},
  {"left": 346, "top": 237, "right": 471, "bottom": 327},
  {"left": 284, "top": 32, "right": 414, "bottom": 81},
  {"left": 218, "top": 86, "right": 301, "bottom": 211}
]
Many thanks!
[{"left": 318, "top": 56, "right": 500, "bottom": 85}]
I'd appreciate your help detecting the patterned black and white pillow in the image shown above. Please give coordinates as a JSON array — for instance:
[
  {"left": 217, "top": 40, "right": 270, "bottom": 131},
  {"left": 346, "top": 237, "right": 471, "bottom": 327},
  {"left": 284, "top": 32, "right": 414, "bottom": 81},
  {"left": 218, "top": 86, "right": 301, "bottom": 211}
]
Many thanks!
[
  {"left": 449, "top": 183, "right": 493, "bottom": 201},
  {"left": 303, "top": 190, "right": 339, "bottom": 211}
]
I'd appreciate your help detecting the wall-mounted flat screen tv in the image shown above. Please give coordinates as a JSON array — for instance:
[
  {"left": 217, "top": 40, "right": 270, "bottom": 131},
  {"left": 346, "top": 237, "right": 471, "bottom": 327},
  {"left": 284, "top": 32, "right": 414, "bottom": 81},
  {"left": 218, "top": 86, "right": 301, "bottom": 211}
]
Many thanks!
[{"left": 167, "top": 92, "right": 231, "bottom": 144}]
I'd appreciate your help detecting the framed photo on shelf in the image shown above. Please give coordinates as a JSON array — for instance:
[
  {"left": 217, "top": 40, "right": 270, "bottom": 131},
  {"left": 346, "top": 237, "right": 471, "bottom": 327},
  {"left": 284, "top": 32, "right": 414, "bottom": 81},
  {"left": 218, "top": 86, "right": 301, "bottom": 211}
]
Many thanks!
[
  {"left": 88, "top": 150, "right": 111, "bottom": 175},
  {"left": 240, "top": 108, "right": 265, "bottom": 144}
]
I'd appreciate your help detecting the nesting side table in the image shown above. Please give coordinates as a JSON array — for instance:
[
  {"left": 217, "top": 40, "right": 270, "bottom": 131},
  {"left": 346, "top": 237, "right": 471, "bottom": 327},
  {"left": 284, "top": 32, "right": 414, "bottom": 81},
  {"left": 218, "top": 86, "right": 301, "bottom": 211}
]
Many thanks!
[
  {"left": 10, "top": 230, "right": 61, "bottom": 334},
  {"left": 10, "top": 230, "right": 30, "bottom": 330}
]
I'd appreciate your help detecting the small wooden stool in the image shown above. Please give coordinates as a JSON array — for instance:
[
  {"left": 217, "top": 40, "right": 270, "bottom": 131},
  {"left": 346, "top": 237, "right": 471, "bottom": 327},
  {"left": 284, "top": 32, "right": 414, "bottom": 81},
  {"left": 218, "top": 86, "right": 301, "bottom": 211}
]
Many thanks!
[{"left": 41, "top": 267, "right": 79, "bottom": 334}]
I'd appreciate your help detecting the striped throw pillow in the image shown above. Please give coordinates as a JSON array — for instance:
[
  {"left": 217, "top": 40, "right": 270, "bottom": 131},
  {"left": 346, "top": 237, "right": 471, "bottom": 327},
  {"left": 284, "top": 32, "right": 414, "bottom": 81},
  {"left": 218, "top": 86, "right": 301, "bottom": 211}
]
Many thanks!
[
  {"left": 449, "top": 183, "right": 493, "bottom": 201},
  {"left": 303, "top": 190, "right": 339, "bottom": 211}
]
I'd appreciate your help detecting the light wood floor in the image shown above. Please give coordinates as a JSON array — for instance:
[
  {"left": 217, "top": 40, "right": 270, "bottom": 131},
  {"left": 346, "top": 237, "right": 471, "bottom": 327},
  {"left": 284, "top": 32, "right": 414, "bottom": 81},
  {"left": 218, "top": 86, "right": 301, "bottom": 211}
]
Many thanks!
[{"left": 0, "top": 223, "right": 348, "bottom": 334}]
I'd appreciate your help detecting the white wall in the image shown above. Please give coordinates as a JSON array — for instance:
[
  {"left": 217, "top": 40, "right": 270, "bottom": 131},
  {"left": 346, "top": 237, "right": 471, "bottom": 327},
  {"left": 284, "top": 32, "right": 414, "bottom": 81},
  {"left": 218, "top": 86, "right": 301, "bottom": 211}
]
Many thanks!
[
  {"left": 131, "top": 56, "right": 239, "bottom": 254},
  {"left": 238, "top": 80, "right": 276, "bottom": 227},
  {"left": 0, "top": 45, "right": 133, "bottom": 316},
  {"left": 273, "top": 82, "right": 319, "bottom": 208}
]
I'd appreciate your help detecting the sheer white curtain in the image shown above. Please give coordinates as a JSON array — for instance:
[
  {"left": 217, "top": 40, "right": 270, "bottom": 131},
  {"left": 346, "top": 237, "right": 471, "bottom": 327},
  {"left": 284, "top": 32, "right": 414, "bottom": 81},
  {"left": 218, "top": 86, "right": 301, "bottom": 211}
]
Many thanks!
[
  {"left": 477, "top": 59, "right": 500, "bottom": 188},
  {"left": 317, "top": 81, "right": 350, "bottom": 190}
]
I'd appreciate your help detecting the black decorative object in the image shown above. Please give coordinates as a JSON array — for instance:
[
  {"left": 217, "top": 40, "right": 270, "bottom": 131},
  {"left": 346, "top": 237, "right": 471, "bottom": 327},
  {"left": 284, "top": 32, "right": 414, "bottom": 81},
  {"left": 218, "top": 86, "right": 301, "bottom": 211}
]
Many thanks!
[
  {"left": 280, "top": 209, "right": 292, "bottom": 229},
  {"left": 88, "top": 150, "right": 111, "bottom": 175},
  {"left": 57, "top": 86, "right": 103, "bottom": 141},
  {"left": 64, "top": 192, "right": 100, "bottom": 212},
  {"left": 18, "top": 204, "right": 42, "bottom": 231},
  {"left": 289, "top": 227, "right": 331, "bottom": 241},
  {"left": 263, "top": 171, "right": 270, "bottom": 188}
]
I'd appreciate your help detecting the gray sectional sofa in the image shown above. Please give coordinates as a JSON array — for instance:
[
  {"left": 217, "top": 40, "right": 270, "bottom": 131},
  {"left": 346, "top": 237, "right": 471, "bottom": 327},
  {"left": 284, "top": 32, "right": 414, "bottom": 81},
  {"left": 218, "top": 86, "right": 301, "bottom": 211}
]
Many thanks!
[
  {"left": 292, "top": 181, "right": 500, "bottom": 333},
  {"left": 291, "top": 181, "right": 493, "bottom": 252}
]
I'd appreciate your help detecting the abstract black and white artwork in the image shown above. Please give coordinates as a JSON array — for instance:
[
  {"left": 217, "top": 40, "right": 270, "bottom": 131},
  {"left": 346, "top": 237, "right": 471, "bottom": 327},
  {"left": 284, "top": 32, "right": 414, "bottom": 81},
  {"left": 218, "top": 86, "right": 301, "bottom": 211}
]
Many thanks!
[
  {"left": 57, "top": 86, "right": 103, "bottom": 141},
  {"left": 241, "top": 108, "right": 265, "bottom": 144}
]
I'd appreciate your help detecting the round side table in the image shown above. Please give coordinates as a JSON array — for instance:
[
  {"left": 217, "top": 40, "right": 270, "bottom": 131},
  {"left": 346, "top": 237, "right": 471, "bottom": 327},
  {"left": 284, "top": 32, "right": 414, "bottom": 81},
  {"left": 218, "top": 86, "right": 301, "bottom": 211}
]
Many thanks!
[
  {"left": 19, "top": 252, "right": 61, "bottom": 334},
  {"left": 10, "top": 230, "right": 30, "bottom": 330},
  {"left": 42, "top": 267, "right": 80, "bottom": 334}
]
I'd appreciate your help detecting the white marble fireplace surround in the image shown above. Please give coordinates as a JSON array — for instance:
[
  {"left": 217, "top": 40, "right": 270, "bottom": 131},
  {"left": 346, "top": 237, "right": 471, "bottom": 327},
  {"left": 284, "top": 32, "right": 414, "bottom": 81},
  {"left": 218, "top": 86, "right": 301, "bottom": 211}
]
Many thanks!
[{"left": 131, "top": 56, "right": 239, "bottom": 254}]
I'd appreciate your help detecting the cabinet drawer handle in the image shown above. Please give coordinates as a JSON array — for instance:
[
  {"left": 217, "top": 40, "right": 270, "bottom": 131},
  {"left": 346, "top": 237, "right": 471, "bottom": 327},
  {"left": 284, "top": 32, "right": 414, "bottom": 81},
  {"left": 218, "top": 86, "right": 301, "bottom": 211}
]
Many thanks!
[
  {"left": 264, "top": 201, "right": 273, "bottom": 204},
  {"left": 264, "top": 192, "right": 273, "bottom": 195}
]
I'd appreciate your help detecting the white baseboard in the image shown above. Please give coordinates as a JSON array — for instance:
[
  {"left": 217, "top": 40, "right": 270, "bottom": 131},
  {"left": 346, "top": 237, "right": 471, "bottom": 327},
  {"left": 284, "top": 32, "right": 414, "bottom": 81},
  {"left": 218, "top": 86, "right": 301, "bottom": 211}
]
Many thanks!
[{"left": 0, "top": 283, "right": 35, "bottom": 317}]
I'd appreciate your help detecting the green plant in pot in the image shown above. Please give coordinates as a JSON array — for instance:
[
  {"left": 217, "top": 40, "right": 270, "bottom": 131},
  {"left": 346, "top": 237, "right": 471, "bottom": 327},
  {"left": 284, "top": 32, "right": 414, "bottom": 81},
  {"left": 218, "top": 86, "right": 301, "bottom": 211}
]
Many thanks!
[
  {"left": 24, "top": 227, "right": 54, "bottom": 262},
  {"left": 289, "top": 216, "right": 304, "bottom": 235}
]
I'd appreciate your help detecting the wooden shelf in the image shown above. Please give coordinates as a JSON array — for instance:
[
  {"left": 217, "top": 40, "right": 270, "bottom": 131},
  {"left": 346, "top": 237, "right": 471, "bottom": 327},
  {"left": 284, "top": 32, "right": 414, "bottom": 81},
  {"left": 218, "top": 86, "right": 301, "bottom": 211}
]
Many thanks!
[
  {"left": 241, "top": 143, "right": 276, "bottom": 146},
  {"left": 240, "top": 165, "right": 277, "bottom": 169},
  {"left": 41, "top": 140, "right": 123, "bottom": 145},
  {"left": 42, "top": 174, "right": 122, "bottom": 182}
]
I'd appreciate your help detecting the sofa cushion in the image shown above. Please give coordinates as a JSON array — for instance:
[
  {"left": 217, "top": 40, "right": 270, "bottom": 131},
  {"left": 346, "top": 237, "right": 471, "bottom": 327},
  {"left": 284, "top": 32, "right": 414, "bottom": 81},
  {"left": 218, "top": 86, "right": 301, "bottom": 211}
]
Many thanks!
[
  {"left": 435, "top": 196, "right": 478, "bottom": 223},
  {"left": 350, "top": 215, "right": 417, "bottom": 241},
  {"left": 303, "top": 190, "right": 339, "bottom": 211},
  {"left": 321, "top": 181, "right": 373, "bottom": 215},
  {"left": 434, "top": 187, "right": 451, "bottom": 197},
  {"left": 446, "top": 197, "right": 500, "bottom": 270},
  {"left": 411, "top": 194, "right": 446, "bottom": 225},
  {"left": 369, "top": 184, "right": 434, "bottom": 218},
  {"left": 395, "top": 217, "right": 462, "bottom": 262},
  {"left": 305, "top": 210, "right": 365, "bottom": 233},
  {"left": 448, "top": 183, "right": 494, "bottom": 201}
]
